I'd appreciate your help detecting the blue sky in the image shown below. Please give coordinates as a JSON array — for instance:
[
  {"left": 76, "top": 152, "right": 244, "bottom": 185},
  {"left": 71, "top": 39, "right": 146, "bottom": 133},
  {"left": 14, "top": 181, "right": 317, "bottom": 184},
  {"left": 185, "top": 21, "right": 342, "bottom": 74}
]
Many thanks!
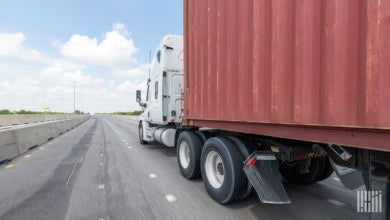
[{"left": 0, "top": 0, "right": 183, "bottom": 113}]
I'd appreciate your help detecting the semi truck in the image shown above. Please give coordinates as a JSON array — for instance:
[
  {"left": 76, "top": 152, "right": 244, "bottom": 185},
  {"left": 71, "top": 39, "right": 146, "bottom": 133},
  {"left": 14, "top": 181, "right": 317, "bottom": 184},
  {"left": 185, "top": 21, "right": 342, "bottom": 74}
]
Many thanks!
[{"left": 136, "top": 1, "right": 389, "bottom": 218}]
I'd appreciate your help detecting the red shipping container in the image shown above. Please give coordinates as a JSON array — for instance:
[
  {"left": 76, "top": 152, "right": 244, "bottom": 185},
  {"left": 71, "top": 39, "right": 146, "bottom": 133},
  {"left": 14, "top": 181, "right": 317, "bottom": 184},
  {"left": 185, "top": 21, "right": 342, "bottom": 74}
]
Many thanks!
[{"left": 184, "top": 0, "right": 390, "bottom": 152}]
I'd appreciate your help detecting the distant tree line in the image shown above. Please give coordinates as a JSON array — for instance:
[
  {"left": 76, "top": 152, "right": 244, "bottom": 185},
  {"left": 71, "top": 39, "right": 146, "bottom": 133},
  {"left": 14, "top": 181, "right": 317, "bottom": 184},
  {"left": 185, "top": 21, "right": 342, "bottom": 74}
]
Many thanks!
[
  {"left": 0, "top": 109, "right": 66, "bottom": 115},
  {"left": 112, "top": 110, "right": 143, "bottom": 116}
]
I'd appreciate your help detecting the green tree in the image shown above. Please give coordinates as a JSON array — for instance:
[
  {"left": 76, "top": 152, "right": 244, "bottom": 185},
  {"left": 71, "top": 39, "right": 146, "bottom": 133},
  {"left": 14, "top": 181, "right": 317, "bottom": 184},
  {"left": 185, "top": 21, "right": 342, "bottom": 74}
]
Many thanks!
[{"left": 0, "top": 109, "right": 11, "bottom": 115}]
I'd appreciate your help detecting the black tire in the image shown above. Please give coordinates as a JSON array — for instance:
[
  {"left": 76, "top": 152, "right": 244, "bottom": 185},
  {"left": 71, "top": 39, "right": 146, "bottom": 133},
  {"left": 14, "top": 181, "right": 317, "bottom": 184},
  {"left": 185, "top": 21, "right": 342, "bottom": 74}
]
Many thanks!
[
  {"left": 201, "top": 137, "right": 247, "bottom": 204},
  {"left": 315, "top": 156, "right": 334, "bottom": 181},
  {"left": 279, "top": 157, "right": 330, "bottom": 185},
  {"left": 138, "top": 122, "right": 147, "bottom": 145},
  {"left": 227, "top": 136, "right": 256, "bottom": 200},
  {"left": 176, "top": 131, "right": 203, "bottom": 179}
]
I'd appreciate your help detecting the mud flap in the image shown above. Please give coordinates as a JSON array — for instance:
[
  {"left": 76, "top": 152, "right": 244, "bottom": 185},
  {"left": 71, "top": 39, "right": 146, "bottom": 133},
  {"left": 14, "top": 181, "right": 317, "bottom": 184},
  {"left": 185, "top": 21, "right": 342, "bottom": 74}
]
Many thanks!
[
  {"left": 329, "top": 158, "right": 365, "bottom": 190},
  {"left": 243, "top": 152, "right": 291, "bottom": 204}
]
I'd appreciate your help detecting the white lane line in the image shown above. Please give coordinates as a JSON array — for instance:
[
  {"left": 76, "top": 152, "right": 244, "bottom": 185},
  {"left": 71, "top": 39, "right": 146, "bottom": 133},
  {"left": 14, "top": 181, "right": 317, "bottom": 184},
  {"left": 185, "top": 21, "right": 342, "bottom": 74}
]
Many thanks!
[
  {"left": 5, "top": 164, "right": 14, "bottom": 168},
  {"left": 24, "top": 154, "right": 31, "bottom": 158},
  {"left": 39, "top": 147, "right": 45, "bottom": 150},
  {"left": 122, "top": 140, "right": 126, "bottom": 142},
  {"left": 149, "top": 173, "right": 157, "bottom": 178},
  {"left": 128, "top": 146, "right": 133, "bottom": 149},
  {"left": 66, "top": 162, "right": 78, "bottom": 187},
  {"left": 98, "top": 184, "right": 105, "bottom": 189},
  {"left": 333, "top": 177, "right": 340, "bottom": 181},
  {"left": 100, "top": 153, "right": 104, "bottom": 157},
  {"left": 165, "top": 195, "right": 177, "bottom": 202},
  {"left": 327, "top": 199, "right": 347, "bottom": 207}
]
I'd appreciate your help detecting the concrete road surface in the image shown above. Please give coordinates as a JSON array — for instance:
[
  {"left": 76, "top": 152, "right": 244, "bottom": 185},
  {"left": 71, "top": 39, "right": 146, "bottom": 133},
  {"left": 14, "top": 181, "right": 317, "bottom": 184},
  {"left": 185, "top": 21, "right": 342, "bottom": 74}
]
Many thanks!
[{"left": 0, "top": 116, "right": 369, "bottom": 220}]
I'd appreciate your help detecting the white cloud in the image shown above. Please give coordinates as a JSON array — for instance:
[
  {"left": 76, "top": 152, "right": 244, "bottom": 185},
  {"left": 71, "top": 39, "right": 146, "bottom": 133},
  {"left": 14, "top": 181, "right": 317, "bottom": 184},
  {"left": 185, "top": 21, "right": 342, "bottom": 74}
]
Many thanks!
[
  {"left": 58, "top": 23, "right": 138, "bottom": 67},
  {"left": 116, "top": 80, "right": 145, "bottom": 93},
  {"left": 112, "top": 64, "right": 149, "bottom": 79},
  {"left": 63, "top": 71, "right": 104, "bottom": 87},
  {"left": 0, "top": 33, "right": 42, "bottom": 61},
  {"left": 0, "top": 23, "right": 150, "bottom": 113},
  {"left": 109, "top": 80, "right": 115, "bottom": 88},
  {"left": 112, "top": 23, "right": 128, "bottom": 34},
  {"left": 40, "top": 63, "right": 104, "bottom": 87},
  {"left": 41, "top": 65, "right": 64, "bottom": 79}
]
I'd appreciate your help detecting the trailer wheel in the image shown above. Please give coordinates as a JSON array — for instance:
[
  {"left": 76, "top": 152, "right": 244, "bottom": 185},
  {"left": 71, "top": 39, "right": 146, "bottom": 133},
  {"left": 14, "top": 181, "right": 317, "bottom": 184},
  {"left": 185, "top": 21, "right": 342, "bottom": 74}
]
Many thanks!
[
  {"left": 138, "top": 121, "right": 147, "bottom": 145},
  {"left": 280, "top": 157, "right": 330, "bottom": 185},
  {"left": 201, "top": 137, "right": 246, "bottom": 204},
  {"left": 227, "top": 136, "right": 256, "bottom": 200},
  {"left": 176, "top": 131, "right": 203, "bottom": 179},
  {"left": 314, "top": 156, "right": 334, "bottom": 181}
]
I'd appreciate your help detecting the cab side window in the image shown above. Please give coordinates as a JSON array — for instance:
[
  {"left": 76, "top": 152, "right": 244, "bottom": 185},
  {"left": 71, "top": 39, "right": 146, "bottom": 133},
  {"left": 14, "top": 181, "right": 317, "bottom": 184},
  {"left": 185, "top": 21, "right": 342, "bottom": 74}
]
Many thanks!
[{"left": 157, "top": 50, "right": 161, "bottom": 63}]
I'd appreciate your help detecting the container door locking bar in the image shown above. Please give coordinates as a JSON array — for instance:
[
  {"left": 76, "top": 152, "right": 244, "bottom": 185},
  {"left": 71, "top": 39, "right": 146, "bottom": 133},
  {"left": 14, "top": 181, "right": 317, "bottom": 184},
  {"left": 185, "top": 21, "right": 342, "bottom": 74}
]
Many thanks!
[{"left": 243, "top": 152, "right": 290, "bottom": 204}]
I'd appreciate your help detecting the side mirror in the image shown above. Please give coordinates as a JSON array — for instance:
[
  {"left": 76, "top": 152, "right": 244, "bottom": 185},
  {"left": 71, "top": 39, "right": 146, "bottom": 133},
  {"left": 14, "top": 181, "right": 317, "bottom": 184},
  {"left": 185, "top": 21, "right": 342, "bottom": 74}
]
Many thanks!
[{"left": 136, "top": 90, "right": 142, "bottom": 103}]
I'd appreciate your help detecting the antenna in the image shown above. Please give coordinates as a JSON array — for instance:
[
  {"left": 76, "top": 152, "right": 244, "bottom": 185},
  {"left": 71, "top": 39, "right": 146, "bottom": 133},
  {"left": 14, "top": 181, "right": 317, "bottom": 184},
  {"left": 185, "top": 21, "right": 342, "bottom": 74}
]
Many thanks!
[{"left": 148, "top": 50, "right": 152, "bottom": 83}]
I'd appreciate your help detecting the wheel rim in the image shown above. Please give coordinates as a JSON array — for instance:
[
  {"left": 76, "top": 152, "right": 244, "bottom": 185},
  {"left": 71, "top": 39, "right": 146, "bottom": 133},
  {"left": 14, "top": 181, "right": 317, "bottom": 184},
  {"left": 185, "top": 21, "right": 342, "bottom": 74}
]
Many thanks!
[
  {"left": 179, "top": 141, "right": 190, "bottom": 169},
  {"left": 205, "top": 151, "right": 225, "bottom": 189}
]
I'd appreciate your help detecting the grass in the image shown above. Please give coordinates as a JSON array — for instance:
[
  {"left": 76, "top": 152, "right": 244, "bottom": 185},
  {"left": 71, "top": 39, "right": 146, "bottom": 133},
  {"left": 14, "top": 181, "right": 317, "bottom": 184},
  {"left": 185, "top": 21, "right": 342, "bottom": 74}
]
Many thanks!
[
  {"left": 0, "top": 109, "right": 66, "bottom": 115},
  {"left": 112, "top": 110, "right": 143, "bottom": 116}
]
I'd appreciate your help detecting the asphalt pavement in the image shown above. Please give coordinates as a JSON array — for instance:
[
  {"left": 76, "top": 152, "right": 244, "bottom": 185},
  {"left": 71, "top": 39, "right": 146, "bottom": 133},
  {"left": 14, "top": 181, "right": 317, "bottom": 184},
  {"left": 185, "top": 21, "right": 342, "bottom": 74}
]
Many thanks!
[{"left": 0, "top": 116, "right": 369, "bottom": 220}]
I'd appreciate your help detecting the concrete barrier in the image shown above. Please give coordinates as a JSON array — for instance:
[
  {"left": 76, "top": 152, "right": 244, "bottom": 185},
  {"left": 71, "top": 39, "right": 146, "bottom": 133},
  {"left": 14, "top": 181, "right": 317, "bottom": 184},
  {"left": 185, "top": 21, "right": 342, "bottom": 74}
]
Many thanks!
[
  {"left": 0, "top": 116, "right": 90, "bottom": 163},
  {"left": 0, "top": 114, "right": 82, "bottom": 127},
  {"left": 0, "top": 130, "right": 19, "bottom": 162}
]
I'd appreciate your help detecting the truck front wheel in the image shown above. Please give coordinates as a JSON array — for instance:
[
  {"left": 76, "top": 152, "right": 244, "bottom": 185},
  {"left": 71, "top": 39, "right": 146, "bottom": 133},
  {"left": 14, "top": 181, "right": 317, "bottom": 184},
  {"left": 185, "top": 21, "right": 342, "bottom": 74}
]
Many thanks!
[
  {"left": 138, "top": 121, "right": 147, "bottom": 145},
  {"left": 176, "top": 131, "right": 203, "bottom": 179},
  {"left": 201, "top": 137, "right": 246, "bottom": 204}
]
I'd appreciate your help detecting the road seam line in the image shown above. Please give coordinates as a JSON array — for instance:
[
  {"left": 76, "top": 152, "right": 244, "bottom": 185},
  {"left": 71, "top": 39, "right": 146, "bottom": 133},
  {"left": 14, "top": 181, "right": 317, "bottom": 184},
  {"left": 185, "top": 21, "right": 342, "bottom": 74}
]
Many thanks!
[{"left": 66, "top": 161, "right": 78, "bottom": 187}]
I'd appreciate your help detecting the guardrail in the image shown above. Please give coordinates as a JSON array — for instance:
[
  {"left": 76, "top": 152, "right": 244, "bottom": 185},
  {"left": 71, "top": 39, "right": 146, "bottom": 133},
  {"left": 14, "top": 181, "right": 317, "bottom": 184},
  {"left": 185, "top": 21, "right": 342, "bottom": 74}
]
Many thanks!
[
  {"left": 0, "top": 116, "right": 90, "bottom": 163},
  {"left": 0, "top": 114, "right": 82, "bottom": 127}
]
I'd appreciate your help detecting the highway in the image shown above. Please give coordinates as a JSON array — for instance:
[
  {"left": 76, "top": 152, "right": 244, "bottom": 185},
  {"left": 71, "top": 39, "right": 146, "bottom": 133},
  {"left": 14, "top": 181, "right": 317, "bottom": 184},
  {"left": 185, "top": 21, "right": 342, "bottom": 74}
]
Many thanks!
[{"left": 0, "top": 116, "right": 369, "bottom": 220}]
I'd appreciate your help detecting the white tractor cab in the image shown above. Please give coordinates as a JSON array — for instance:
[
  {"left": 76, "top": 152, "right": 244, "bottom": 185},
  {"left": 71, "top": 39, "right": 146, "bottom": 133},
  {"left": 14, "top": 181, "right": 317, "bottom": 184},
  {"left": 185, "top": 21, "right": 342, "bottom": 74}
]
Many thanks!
[{"left": 136, "top": 35, "right": 184, "bottom": 147}]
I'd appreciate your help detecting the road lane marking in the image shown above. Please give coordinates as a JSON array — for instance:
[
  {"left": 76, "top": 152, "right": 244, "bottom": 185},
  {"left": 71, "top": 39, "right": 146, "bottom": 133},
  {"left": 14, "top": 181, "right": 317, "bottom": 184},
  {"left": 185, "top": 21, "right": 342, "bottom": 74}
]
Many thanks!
[
  {"left": 5, "top": 164, "right": 14, "bottom": 168},
  {"left": 39, "top": 147, "right": 45, "bottom": 150},
  {"left": 327, "top": 199, "right": 347, "bottom": 207},
  {"left": 128, "top": 146, "right": 133, "bottom": 149},
  {"left": 98, "top": 184, "right": 105, "bottom": 189},
  {"left": 149, "top": 173, "right": 157, "bottom": 178},
  {"left": 66, "top": 162, "right": 78, "bottom": 186},
  {"left": 333, "top": 177, "right": 340, "bottom": 181},
  {"left": 165, "top": 195, "right": 177, "bottom": 202},
  {"left": 99, "top": 163, "right": 104, "bottom": 166},
  {"left": 122, "top": 140, "right": 126, "bottom": 142},
  {"left": 100, "top": 153, "right": 104, "bottom": 157},
  {"left": 24, "top": 154, "right": 31, "bottom": 158}
]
